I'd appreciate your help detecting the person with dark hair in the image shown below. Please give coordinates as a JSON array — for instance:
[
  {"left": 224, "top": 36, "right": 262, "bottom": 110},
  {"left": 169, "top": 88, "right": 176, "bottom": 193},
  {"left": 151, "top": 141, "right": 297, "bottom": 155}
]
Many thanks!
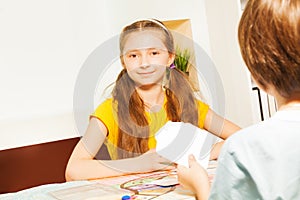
[
  {"left": 177, "top": 0, "right": 300, "bottom": 199},
  {"left": 66, "top": 19, "right": 240, "bottom": 181}
]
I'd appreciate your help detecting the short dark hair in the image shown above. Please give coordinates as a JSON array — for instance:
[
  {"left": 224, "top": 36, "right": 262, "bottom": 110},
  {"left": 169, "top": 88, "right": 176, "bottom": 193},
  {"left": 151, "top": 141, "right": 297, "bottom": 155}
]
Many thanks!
[{"left": 238, "top": 0, "right": 300, "bottom": 98}]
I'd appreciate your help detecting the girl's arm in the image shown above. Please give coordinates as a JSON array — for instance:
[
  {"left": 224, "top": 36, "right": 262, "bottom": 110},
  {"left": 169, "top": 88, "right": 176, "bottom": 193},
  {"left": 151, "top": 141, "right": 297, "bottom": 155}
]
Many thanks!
[
  {"left": 65, "top": 118, "right": 170, "bottom": 181},
  {"left": 65, "top": 117, "right": 122, "bottom": 181},
  {"left": 204, "top": 109, "right": 241, "bottom": 140},
  {"left": 204, "top": 109, "right": 241, "bottom": 160}
]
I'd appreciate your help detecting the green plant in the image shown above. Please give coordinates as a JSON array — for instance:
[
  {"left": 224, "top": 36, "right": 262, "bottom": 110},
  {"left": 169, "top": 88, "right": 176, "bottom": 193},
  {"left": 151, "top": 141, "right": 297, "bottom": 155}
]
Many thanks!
[{"left": 174, "top": 46, "right": 191, "bottom": 73}]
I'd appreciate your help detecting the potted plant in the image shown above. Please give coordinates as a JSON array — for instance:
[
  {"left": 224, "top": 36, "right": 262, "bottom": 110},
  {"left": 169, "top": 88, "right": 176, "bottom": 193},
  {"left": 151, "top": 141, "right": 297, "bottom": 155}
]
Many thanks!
[{"left": 174, "top": 46, "right": 191, "bottom": 74}]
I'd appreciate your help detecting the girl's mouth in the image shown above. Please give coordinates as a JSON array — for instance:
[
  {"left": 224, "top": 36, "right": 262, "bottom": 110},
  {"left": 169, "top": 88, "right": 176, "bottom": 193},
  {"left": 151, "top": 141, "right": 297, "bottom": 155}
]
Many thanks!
[{"left": 138, "top": 71, "right": 155, "bottom": 75}]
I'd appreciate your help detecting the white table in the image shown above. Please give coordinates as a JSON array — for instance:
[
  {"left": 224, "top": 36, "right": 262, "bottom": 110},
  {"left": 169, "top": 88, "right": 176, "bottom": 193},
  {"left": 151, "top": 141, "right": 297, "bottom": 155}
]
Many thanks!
[{"left": 0, "top": 160, "right": 217, "bottom": 200}]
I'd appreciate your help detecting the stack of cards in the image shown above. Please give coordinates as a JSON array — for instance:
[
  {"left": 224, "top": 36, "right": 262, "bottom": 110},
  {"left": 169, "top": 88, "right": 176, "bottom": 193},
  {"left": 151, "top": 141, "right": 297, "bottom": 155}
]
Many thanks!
[{"left": 155, "top": 121, "right": 211, "bottom": 168}]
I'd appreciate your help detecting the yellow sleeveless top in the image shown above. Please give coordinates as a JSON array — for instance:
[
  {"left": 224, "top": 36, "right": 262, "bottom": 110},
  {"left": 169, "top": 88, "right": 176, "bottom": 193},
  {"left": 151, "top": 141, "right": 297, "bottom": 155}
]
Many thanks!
[{"left": 91, "top": 98, "right": 209, "bottom": 159}]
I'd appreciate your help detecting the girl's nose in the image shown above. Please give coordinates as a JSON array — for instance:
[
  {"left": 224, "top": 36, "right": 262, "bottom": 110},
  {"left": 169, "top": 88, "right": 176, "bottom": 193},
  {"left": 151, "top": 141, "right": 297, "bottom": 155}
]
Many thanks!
[{"left": 140, "top": 54, "right": 150, "bottom": 68}]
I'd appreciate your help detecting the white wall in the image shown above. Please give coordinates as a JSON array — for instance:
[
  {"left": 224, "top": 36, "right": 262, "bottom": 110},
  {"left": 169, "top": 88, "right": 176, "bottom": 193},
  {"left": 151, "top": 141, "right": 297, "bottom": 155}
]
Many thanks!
[
  {"left": 0, "top": 0, "right": 255, "bottom": 150},
  {"left": 0, "top": 0, "right": 212, "bottom": 150},
  {"left": 0, "top": 0, "right": 113, "bottom": 149},
  {"left": 102, "top": 0, "right": 211, "bottom": 54}
]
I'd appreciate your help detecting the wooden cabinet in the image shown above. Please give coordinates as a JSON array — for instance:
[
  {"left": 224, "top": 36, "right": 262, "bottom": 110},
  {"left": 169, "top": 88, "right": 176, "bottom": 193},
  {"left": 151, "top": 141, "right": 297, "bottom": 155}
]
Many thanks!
[{"left": 163, "top": 19, "right": 200, "bottom": 91}]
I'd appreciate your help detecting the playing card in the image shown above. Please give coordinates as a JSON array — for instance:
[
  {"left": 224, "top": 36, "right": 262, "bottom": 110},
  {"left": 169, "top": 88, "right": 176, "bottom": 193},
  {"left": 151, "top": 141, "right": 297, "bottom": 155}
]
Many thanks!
[{"left": 155, "top": 121, "right": 210, "bottom": 168}]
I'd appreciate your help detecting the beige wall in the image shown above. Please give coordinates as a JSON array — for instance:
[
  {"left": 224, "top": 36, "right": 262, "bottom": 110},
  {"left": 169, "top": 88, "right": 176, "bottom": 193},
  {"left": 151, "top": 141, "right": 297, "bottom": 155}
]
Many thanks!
[{"left": 205, "top": 0, "right": 256, "bottom": 127}]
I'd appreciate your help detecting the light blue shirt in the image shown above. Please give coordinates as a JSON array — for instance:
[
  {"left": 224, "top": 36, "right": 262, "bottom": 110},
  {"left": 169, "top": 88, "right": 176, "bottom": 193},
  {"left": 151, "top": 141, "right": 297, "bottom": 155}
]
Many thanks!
[{"left": 209, "top": 110, "right": 300, "bottom": 200}]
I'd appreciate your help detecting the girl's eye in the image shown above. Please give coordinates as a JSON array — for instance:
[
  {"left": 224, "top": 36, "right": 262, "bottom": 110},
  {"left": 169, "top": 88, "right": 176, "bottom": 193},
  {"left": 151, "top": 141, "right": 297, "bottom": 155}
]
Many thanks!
[
  {"left": 128, "top": 54, "right": 137, "bottom": 58},
  {"left": 151, "top": 51, "right": 159, "bottom": 56}
]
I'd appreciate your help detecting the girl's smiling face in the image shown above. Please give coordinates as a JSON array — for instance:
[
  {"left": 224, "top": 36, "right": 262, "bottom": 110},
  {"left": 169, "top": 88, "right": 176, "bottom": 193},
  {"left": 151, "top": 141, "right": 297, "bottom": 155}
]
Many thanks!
[{"left": 121, "top": 30, "right": 174, "bottom": 87}]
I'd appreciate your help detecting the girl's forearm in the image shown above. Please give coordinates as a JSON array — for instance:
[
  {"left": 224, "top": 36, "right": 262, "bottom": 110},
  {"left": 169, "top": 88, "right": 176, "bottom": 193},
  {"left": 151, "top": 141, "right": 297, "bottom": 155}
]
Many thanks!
[{"left": 65, "top": 159, "right": 126, "bottom": 181}]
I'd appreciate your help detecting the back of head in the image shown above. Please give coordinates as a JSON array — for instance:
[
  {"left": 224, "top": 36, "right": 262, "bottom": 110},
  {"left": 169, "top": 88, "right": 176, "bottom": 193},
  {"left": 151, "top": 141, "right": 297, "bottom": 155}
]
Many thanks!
[{"left": 238, "top": 0, "right": 300, "bottom": 98}]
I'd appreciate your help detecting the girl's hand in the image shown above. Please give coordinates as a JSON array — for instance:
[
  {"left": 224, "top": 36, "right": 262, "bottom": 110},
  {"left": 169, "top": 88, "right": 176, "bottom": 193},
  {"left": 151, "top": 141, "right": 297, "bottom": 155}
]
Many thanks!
[
  {"left": 177, "top": 154, "right": 210, "bottom": 200},
  {"left": 102, "top": 149, "right": 174, "bottom": 174},
  {"left": 134, "top": 149, "right": 175, "bottom": 172}
]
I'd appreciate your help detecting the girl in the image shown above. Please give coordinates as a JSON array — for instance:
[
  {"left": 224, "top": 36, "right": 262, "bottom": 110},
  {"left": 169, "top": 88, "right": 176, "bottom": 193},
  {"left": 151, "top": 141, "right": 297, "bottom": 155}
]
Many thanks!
[{"left": 66, "top": 19, "right": 240, "bottom": 181}]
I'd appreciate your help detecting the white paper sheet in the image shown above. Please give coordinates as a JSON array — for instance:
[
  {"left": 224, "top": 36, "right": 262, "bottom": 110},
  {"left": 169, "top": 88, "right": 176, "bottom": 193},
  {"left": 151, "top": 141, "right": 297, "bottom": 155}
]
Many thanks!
[{"left": 155, "top": 121, "right": 211, "bottom": 168}]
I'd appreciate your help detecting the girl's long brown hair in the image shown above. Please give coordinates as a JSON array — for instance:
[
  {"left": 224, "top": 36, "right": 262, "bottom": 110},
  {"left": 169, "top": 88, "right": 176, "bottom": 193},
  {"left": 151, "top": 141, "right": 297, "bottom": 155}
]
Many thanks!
[{"left": 113, "top": 20, "right": 198, "bottom": 158}]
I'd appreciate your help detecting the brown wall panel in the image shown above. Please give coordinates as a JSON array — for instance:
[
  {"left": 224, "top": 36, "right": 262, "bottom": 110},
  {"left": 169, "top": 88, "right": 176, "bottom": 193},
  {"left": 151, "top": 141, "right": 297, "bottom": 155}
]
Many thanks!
[{"left": 0, "top": 137, "right": 80, "bottom": 194}]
